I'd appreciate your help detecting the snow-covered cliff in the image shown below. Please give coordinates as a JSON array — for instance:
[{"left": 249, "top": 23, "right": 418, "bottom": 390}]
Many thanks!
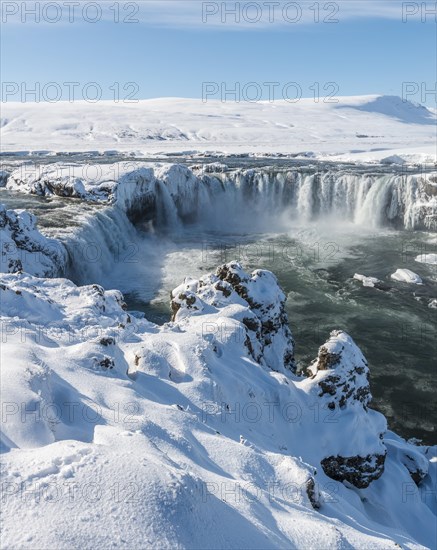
[{"left": 0, "top": 204, "right": 67, "bottom": 277}]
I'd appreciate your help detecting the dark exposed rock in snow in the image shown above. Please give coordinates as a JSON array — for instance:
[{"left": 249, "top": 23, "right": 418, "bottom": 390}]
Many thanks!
[
  {"left": 0, "top": 170, "right": 10, "bottom": 187},
  {"left": 215, "top": 262, "right": 296, "bottom": 372},
  {"left": 321, "top": 453, "right": 386, "bottom": 489},
  {"left": 305, "top": 477, "right": 321, "bottom": 510},
  {"left": 307, "top": 330, "right": 371, "bottom": 410}
]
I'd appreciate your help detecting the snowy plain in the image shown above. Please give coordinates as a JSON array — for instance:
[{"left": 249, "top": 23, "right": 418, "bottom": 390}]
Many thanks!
[{"left": 1, "top": 95, "right": 436, "bottom": 163}]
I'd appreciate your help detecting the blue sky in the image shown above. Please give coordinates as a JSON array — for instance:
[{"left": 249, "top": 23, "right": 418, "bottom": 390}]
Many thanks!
[{"left": 1, "top": 1, "right": 436, "bottom": 104}]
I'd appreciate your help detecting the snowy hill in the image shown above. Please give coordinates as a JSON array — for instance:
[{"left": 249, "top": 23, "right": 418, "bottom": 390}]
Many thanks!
[{"left": 1, "top": 95, "right": 436, "bottom": 163}]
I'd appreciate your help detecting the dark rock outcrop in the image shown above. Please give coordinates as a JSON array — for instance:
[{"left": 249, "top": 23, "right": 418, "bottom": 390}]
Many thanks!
[
  {"left": 307, "top": 330, "right": 371, "bottom": 410},
  {"left": 305, "top": 330, "right": 387, "bottom": 488},
  {"left": 215, "top": 262, "right": 296, "bottom": 373},
  {"left": 321, "top": 454, "right": 386, "bottom": 489}
]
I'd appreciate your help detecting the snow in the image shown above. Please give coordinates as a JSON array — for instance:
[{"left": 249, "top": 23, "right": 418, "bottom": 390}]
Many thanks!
[
  {"left": 390, "top": 268, "right": 423, "bottom": 284},
  {"left": 380, "top": 154, "right": 407, "bottom": 165},
  {"left": 1, "top": 240, "right": 436, "bottom": 548},
  {"left": 415, "top": 253, "right": 437, "bottom": 265},
  {"left": 1, "top": 95, "right": 436, "bottom": 163}
]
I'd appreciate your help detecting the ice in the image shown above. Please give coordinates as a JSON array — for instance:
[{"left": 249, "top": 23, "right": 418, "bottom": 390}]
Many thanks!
[
  {"left": 353, "top": 273, "right": 381, "bottom": 287},
  {"left": 390, "top": 268, "right": 423, "bottom": 284},
  {"left": 415, "top": 253, "right": 437, "bottom": 265}
]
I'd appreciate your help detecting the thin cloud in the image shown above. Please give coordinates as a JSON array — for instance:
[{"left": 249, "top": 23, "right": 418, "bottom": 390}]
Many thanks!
[
  {"left": 139, "top": 1, "right": 411, "bottom": 28},
  {"left": 1, "top": 1, "right": 414, "bottom": 28}
]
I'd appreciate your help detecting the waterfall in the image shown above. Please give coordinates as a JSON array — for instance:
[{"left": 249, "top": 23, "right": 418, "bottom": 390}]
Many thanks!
[
  {"left": 40, "top": 167, "right": 435, "bottom": 290},
  {"left": 63, "top": 206, "right": 139, "bottom": 285},
  {"left": 4, "top": 163, "right": 433, "bottom": 287},
  {"left": 155, "top": 179, "right": 180, "bottom": 229},
  {"left": 142, "top": 167, "right": 434, "bottom": 232},
  {"left": 5, "top": 161, "right": 435, "bottom": 234}
]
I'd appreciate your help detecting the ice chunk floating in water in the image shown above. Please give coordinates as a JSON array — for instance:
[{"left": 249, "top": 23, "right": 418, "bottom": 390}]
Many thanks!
[
  {"left": 353, "top": 273, "right": 381, "bottom": 288},
  {"left": 415, "top": 253, "right": 437, "bottom": 265},
  {"left": 390, "top": 269, "right": 423, "bottom": 284}
]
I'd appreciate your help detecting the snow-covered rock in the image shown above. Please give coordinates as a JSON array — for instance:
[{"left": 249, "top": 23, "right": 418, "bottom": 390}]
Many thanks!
[
  {"left": 5, "top": 162, "right": 147, "bottom": 203},
  {"left": 306, "top": 330, "right": 372, "bottom": 410},
  {"left": 0, "top": 204, "right": 67, "bottom": 277},
  {"left": 304, "top": 330, "right": 386, "bottom": 488},
  {"left": 385, "top": 434, "right": 430, "bottom": 486},
  {"left": 170, "top": 261, "right": 295, "bottom": 374},
  {"left": 390, "top": 268, "right": 423, "bottom": 284},
  {"left": 380, "top": 154, "right": 407, "bottom": 165},
  {"left": 1, "top": 266, "right": 436, "bottom": 548},
  {"left": 5, "top": 162, "right": 205, "bottom": 225}
]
